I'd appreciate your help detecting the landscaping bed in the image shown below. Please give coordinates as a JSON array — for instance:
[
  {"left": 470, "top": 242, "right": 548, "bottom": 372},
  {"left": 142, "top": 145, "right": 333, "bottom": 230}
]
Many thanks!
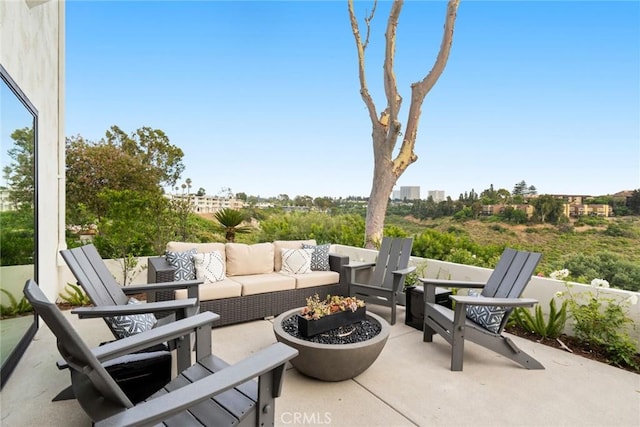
[{"left": 505, "top": 324, "right": 640, "bottom": 374}]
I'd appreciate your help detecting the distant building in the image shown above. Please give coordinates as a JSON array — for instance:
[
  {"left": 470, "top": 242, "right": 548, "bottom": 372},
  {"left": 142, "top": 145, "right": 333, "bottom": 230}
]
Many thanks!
[
  {"left": 399, "top": 186, "right": 420, "bottom": 201},
  {"left": 427, "top": 190, "right": 445, "bottom": 203},
  {"left": 563, "top": 203, "right": 611, "bottom": 217},
  {"left": 392, "top": 190, "right": 401, "bottom": 200},
  {"left": 166, "top": 193, "right": 246, "bottom": 213}
]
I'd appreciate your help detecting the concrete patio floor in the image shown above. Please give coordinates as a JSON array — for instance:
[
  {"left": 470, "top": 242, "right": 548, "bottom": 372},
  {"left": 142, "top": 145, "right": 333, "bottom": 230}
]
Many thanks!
[{"left": 1, "top": 304, "right": 639, "bottom": 427}]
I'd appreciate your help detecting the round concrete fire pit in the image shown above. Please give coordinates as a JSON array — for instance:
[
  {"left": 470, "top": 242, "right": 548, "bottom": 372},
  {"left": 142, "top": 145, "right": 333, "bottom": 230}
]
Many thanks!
[{"left": 273, "top": 308, "right": 391, "bottom": 381}]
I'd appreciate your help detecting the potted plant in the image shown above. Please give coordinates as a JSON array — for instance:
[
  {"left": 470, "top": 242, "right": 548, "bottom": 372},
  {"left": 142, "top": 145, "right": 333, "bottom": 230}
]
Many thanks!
[
  {"left": 398, "top": 261, "right": 428, "bottom": 306},
  {"left": 297, "top": 294, "right": 366, "bottom": 337}
]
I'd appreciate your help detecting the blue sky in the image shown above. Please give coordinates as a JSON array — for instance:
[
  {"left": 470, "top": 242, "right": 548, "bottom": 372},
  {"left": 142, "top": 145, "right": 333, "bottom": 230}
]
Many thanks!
[{"left": 65, "top": 0, "right": 640, "bottom": 199}]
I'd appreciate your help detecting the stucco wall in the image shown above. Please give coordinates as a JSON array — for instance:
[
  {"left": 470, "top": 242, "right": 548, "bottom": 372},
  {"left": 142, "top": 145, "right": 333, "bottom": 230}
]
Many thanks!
[{"left": 0, "top": 0, "right": 65, "bottom": 302}]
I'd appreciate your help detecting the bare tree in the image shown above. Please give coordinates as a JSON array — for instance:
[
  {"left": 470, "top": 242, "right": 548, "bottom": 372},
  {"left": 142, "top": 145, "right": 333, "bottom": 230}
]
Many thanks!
[{"left": 348, "top": 0, "right": 460, "bottom": 248}]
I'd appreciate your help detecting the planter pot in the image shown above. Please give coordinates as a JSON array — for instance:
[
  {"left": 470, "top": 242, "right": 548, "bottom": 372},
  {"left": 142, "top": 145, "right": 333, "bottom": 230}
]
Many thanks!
[
  {"left": 273, "top": 308, "right": 390, "bottom": 382},
  {"left": 297, "top": 306, "right": 366, "bottom": 338},
  {"left": 397, "top": 287, "right": 413, "bottom": 307}
]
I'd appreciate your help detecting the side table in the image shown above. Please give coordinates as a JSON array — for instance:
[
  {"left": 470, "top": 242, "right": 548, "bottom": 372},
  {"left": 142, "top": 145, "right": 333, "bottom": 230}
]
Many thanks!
[{"left": 404, "top": 286, "right": 453, "bottom": 331}]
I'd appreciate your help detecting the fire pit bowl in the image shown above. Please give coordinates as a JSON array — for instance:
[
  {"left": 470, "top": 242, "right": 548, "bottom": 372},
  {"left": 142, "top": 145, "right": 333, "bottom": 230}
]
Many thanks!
[{"left": 273, "top": 308, "right": 391, "bottom": 381}]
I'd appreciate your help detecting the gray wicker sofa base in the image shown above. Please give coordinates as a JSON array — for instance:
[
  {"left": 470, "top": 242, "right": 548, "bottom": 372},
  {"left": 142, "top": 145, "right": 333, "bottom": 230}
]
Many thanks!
[{"left": 147, "top": 253, "right": 349, "bottom": 327}]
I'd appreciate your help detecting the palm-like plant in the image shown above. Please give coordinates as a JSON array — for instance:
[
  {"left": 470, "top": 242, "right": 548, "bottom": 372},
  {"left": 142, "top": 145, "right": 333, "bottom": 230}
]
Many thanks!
[{"left": 213, "top": 208, "right": 252, "bottom": 242}]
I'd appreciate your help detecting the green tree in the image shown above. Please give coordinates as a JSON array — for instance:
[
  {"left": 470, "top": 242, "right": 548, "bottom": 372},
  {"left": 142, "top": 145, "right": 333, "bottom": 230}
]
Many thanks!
[
  {"left": 480, "top": 184, "right": 498, "bottom": 204},
  {"left": 65, "top": 135, "right": 161, "bottom": 223},
  {"left": 627, "top": 189, "right": 640, "bottom": 215},
  {"left": 314, "top": 196, "right": 334, "bottom": 210},
  {"left": 496, "top": 188, "right": 512, "bottom": 204},
  {"left": 93, "top": 189, "right": 164, "bottom": 284},
  {"left": 104, "top": 125, "right": 185, "bottom": 188},
  {"left": 294, "top": 195, "right": 313, "bottom": 207},
  {"left": 513, "top": 180, "right": 528, "bottom": 196},
  {"left": 2, "top": 127, "right": 34, "bottom": 208},
  {"left": 531, "top": 195, "right": 565, "bottom": 224},
  {"left": 0, "top": 210, "right": 35, "bottom": 266},
  {"left": 170, "top": 179, "right": 196, "bottom": 241},
  {"left": 500, "top": 206, "right": 527, "bottom": 224}
]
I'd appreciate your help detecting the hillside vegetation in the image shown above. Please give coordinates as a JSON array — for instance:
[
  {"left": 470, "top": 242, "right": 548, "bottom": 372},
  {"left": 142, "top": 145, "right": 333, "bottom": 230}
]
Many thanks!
[{"left": 387, "top": 215, "right": 640, "bottom": 284}]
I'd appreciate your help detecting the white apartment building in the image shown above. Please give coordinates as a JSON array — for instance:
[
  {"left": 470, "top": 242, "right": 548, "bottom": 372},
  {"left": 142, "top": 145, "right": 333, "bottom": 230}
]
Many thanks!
[
  {"left": 427, "top": 190, "right": 445, "bottom": 203},
  {"left": 166, "top": 193, "right": 246, "bottom": 213},
  {"left": 399, "top": 186, "right": 420, "bottom": 200}
]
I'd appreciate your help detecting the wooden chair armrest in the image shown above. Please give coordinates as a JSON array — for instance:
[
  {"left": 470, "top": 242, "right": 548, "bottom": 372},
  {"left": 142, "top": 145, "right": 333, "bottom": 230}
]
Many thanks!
[
  {"left": 123, "top": 280, "right": 202, "bottom": 303},
  {"left": 91, "top": 311, "right": 219, "bottom": 363},
  {"left": 122, "top": 280, "right": 202, "bottom": 294},
  {"left": 344, "top": 261, "right": 376, "bottom": 271},
  {"left": 419, "top": 277, "right": 486, "bottom": 289},
  {"left": 349, "top": 282, "right": 394, "bottom": 297},
  {"left": 70, "top": 298, "right": 198, "bottom": 318},
  {"left": 392, "top": 266, "right": 416, "bottom": 276},
  {"left": 94, "top": 343, "right": 299, "bottom": 427},
  {"left": 58, "top": 311, "right": 220, "bottom": 370}
]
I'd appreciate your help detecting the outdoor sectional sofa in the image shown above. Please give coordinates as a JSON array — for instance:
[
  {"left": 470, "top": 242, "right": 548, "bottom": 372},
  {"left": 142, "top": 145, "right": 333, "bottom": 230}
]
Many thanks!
[{"left": 147, "top": 240, "right": 349, "bottom": 327}]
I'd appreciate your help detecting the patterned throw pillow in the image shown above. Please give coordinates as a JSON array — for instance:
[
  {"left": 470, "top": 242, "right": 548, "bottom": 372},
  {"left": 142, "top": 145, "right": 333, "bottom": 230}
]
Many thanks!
[
  {"left": 280, "top": 248, "right": 313, "bottom": 274},
  {"left": 193, "top": 251, "right": 226, "bottom": 283},
  {"left": 302, "top": 243, "right": 331, "bottom": 271},
  {"left": 465, "top": 290, "right": 507, "bottom": 334},
  {"left": 105, "top": 297, "right": 157, "bottom": 339},
  {"left": 166, "top": 248, "right": 197, "bottom": 281}
]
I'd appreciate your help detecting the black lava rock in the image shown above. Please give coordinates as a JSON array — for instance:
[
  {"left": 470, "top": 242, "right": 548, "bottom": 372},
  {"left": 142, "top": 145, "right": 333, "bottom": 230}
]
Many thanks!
[{"left": 281, "top": 316, "right": 382, "bottom": 344}]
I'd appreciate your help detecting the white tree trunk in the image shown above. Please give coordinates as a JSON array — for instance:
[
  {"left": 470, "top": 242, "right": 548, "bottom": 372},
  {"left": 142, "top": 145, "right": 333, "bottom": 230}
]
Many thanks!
[{"left": 349, "top": 0, "right": 460, "bottom": 248}]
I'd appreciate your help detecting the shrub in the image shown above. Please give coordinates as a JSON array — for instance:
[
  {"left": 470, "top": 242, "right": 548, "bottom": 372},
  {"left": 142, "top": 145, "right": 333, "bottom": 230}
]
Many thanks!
[
  {"left": 574, "top": 215, "right": 607, "bottom": 227},
  {"left": 604, "top": 222, "right": 637, "bottom": 238},
  {"left": 412, "top": 228, "right": 503, "bottom": 268},
  {"left": 59, "top": 283, "right": 92, "bottom": 307},
  {"left": 556, "top": 273, "right": 639, "bottom": 369},
  {"left": 511, "top": 298, "right": 568, "bottom": 339},
  {"left": 258, "top": 212, "right": 365, "bottom": 247},
  {"left": 562, "top": 252, "right": 640, "bottom": 292}
]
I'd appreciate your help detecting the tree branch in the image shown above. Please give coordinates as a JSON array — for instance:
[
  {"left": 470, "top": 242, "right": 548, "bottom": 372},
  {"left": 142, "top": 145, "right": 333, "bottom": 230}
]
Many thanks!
[
  {"left": 394, "top": 0, "right": 460, "bottom": 174},
  {"left": 383, "top": 0, "right": 403, "bottom": 155},
  {"left": 348, "top": 0, "right": 380, "bottom": 127},
  {"left": 363, "top": 1, "right": 376, "bottom": 50}
]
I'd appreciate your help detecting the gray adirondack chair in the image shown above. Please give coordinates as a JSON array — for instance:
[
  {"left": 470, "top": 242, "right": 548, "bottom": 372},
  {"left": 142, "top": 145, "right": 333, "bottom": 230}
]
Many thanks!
[
  {"left": 61, "top": 244, "right": 203, "bottom": 370},
  {"left": 24, "top": 279, "right": 298, "bottom": 427},
  {"left": 420, "top": 247, "right": 544, "bottom": 371},
  {"left": 345, "top": 237, "right": 415, "bottom": 325}
]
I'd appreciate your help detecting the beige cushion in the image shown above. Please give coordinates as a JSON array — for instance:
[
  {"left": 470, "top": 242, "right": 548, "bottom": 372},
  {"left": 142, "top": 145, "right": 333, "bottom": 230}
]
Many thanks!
[
  {"left": 280, "top": 248, "right": 313, "bottom": 274},
  {"left": 273, "top": 240, "right": 316, "bottom": 272},
  {"left": 291, "top": 271, "right": 340, "bottom": 289},
  {"left": 226, "top": 242, "right": 274, "bottom": 276},
  {"left": 175, "top": 278, "right": 242, "bottom": 301},
  {"left": 166, "top": 242, "right": 227, "bottom": 263},
  {"left": 232, "top": 273, "right": 296, "bottom": 296}
]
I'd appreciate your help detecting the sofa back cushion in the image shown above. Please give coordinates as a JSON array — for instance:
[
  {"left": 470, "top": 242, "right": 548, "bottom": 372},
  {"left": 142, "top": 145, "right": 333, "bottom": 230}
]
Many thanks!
[
  {"left": 166, "top": 241, "right": 227, "bottom": 263},
  {"left": 226, "top": 242, "right": 275, "bottom": 276},
  {"left": 273, "top": 240, "right": 316, "bottom": 272}
]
